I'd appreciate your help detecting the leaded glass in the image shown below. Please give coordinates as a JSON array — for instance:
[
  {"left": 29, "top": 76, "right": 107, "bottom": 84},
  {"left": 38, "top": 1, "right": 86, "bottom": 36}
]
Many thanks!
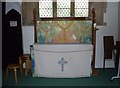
[
  {"left": 57, "top": 0, "right": 70, "bottom": 17},
  {"left": 75, "top": 0, "right": 89, "bottom": 17},
  {"left": 39, "top": 0, "right": 53, "bottom": 17}
]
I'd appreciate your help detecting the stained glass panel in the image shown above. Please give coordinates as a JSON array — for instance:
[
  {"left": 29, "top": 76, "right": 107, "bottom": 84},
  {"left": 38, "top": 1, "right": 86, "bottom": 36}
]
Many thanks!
[
  {"left": 57, "top": 0, "right": 70, "bottom": 17},
  {"left": 75, "top": 0, "right": 89, "bottom": 17},
  {"left": 39, "top": 0, "right": 53, "bottom": 17}
]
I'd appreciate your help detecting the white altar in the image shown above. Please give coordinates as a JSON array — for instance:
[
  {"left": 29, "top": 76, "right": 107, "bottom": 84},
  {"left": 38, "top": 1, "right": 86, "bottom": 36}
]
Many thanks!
[{"left": 32, "top": 44, "right": 93, "bottom": 78}]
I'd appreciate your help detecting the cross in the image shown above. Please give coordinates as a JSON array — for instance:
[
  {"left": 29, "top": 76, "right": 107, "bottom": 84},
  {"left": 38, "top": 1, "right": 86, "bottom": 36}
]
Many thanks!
[{"left": 58, "top": 58, "right": 68, "bottom": 71}]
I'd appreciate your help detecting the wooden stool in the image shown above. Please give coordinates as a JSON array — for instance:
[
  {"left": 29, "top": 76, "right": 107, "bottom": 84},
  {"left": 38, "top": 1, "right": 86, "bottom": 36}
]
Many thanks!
[
  {"left": 19, "top": 54, "right": 32, "bottom": 76},
  {"left": 6, "top": 64, "right": 22, "bottom": 83}
]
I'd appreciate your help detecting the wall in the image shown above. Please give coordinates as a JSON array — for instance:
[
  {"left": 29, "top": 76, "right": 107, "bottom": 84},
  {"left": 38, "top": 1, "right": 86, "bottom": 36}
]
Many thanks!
[
  {"left": 0, "top": 2, "right": 2, "bottom": 67},
  {"left": 118, "top": 1, "right": 120, "bottom": 41},
  {"left": 22, "top": 26, "right": 34, "bottom": 54},
  {"left": 96, "top": 2, "right": 118, "bottom": 68},
  {"left": 0, "top": 1, "right": 2, "bottom": 88},
  {"left": 6, "top": 2, "right": 21, "bottom": 14},
  {"left": 6, "top": 1, "right": 119, "bottom": 68}
]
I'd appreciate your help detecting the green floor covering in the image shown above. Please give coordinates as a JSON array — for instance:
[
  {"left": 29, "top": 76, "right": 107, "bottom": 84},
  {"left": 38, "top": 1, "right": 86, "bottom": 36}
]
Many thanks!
[{"left": 1, "top": 68, "right": 120, "bottom": 87}]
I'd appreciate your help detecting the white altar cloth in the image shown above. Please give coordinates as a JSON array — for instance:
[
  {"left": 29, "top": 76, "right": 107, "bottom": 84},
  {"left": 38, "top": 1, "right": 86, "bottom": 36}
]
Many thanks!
[{"left": 32, "top": 44, "right": 93, "bottom": 78}]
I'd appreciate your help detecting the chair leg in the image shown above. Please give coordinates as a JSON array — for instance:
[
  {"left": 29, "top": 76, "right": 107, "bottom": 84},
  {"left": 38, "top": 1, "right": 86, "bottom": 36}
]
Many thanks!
[
  {"left": 14, "top": 68, "right": 17, "bottom": 83},
  {"left": 6, "top": 67, "right": 8, "bottom": 80},
  {"left": 103, "top": 58, "right": 105, "bottom": 69},
  {"left": 25, "top": 68, "right": 27, "bottom": 76},
  {"left": 20, "top": 66, "right": 23, "bottom": 76}
]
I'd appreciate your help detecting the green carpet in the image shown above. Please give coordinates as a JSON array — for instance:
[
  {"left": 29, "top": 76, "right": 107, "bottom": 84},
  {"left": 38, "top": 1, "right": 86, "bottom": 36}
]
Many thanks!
[{"left": 2, "top": 68, "right": 120, "bottom": 87}]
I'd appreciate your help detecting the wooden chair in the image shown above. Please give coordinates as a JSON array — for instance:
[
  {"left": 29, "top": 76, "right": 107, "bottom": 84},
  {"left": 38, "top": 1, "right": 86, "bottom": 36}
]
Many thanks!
[
  {"left": 103, "top": 36, "right": 114, "bottom": 68},
  {"left": 6, "top": 64, "right": 22, "bottom": 83},
  {"left": 114, "top": 41, "right": 120, "bottom": 70},
  {"left": 19, "top": 54, "right": 32, "bottom": 76},
  {"left": 111, "top": 41, "right": 120, "bottom": 81}
]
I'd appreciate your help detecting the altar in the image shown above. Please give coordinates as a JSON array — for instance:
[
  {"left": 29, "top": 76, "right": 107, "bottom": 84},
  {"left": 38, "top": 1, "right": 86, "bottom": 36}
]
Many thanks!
[
  {"left": 30, "top": 6, "right": 98, "bottom": 78},
  {"left": 31, "top": 44, "right": 93, "bottom": 78}
]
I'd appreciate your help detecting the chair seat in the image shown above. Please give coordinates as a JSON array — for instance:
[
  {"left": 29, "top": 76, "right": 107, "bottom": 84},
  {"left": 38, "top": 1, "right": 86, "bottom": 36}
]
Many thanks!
[
  {"left": 6, "top": 63, "right": 22, "bottom": 83},
  {"left": 19, "top": 54, "right": 32, "bottom": 76},
  {"left": 7, "top": 64, "right": 21, "bottom": 69}
]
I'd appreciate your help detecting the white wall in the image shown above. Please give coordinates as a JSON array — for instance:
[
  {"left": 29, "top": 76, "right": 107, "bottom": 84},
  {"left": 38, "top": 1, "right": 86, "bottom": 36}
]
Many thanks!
[
  {"left": 95, "top": 2, "right": 118, "bottom": 68},
  {"left": 6, "top": 2, "right": 21, "bottom": 14},
  {"left": 22, "top": 26, "right": 34, "bottom": 54}
]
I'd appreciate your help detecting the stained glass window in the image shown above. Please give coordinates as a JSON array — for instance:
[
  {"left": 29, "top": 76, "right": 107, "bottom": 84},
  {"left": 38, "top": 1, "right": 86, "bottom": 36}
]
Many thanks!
[
  {"left": 39, "top": 0, "right": 89, "bottom": 18},
  {"left": 57, "top": 0, "right": 70, "bottom": 17},
  {"left": 39, "top": 0, "right": 53, "bottom": 18},
  {"left": 75, "top": 0, "right": 89, "bottom": 17}
]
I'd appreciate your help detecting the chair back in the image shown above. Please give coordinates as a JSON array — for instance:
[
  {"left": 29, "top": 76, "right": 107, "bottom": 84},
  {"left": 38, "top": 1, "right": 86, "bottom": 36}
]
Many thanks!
[{"left": 103, "top": 36, "right": 114, "bottom": 59}]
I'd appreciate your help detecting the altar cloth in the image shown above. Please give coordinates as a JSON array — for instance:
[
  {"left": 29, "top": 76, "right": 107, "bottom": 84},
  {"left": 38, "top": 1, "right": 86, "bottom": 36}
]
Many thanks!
[{"left": 31, "top": 44, "right": 93, "bottom": 78}]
